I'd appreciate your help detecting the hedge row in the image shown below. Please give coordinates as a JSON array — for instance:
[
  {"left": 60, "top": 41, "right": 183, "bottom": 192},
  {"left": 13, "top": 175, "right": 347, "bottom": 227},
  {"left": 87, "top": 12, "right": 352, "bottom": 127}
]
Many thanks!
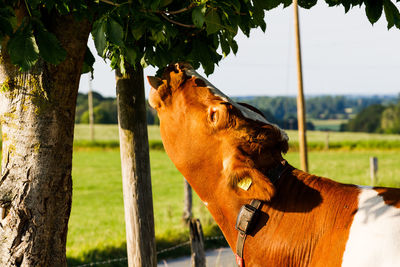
[
  {"left": 70, "top": 140, "right": 400, "bottom": 151},
  {"left": 0, "top": 140, "right": 398, "bottom": 151}
]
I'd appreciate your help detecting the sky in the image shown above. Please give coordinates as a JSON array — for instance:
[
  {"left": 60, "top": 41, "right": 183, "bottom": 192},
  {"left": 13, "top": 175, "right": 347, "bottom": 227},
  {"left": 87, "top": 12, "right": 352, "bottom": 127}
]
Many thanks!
[{"left": 78, "top": 2, "right": 400, "bottom": 98}]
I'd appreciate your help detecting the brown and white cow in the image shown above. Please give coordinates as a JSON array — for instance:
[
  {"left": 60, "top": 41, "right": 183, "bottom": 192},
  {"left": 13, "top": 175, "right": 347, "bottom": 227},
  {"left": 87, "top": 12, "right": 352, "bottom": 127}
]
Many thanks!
[{"left": 148, "top": 63, "right": 400, "bottom": 267}]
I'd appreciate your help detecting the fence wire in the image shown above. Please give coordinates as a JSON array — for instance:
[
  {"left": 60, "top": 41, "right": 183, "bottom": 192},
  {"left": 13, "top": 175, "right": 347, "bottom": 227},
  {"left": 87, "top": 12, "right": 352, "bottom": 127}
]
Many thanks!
[{"left": 72, "top": 235, "right": 225, "bottom": 267}]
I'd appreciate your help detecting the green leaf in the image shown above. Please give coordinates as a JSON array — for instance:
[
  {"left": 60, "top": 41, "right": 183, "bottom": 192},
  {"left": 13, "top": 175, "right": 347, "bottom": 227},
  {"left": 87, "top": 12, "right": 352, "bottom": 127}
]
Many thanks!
[
  {"left": 92, "top": 19, "right": 107, "bottom": 57},
  {"left": 253, "top": 0, "right": 281, "bottom": 10},
  {"left": 150, "top": 26, "right": 165, "bottom": 44},
  {"left": 119, "top": 54, "right": 126, "bottom": 74},
  {"left": 110, "top": 52, "right": 118, "bottom": 69},
  {"left": 55, "top": 2, "right": 70, "bottom": 15},
  {"left": 282, "top": 0, "right": 292, "bottom": 8},
  {"left": 192, "top": 6, "right": 206, "bottom": 28},
  {"left": 383, "top": 0, "right": 400, "bottom": 29},
  {"left": 82, "top": 46, "right": 95, "bottom": 74},
  {"left": 140, "top": 56, "right": 148, "bottom": 68},
  {"left": 220, "top": 36, "right": 230, "bottom": 57},
  {"left": 365, "top": 0, "right": 384, "bottom": 24},
  {"left": 230, "top": 39, "right": 238, "bottom": 54},
  {"left": 298, "top": 0, "right": 318, "bottom": 9},
  {"left": 7, "top": 23, "right": 39, "bottom": 71},
  {"left": 229, "top": 0, "right": 241, "bottom": 11},
  {"left": 131, "top": 24, "right": 146, "bottom": 40},
  {"left": 124, "top": 47, "right": 137, "bottom": 66},
  {"left": 0, "top": 16, "right": 13, "bottom": 37},
  {"left": 160, "top": 0, "right": 173, "bottom": 7},
  {"left": 34, "top": 23, "right": 67, "bottom": 65},
  {"left": 205, "top": 8, "right": 222, "bottom": 35},
  {"left": 0, "top": 7, "right": 13, "bottom": 37},
  {"left": 106, "top": 18, "right": 124, "bottom": 47}
]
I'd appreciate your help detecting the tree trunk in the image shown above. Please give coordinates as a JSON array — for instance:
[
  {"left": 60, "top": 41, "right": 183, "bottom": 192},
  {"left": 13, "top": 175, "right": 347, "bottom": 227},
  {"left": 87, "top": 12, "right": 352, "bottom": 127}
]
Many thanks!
[
  {"left": 116, "top": 65, "right": 157, "bottom": 267},
  {"left": 0, "top": 12, "right": 91, "bottom": 266}
]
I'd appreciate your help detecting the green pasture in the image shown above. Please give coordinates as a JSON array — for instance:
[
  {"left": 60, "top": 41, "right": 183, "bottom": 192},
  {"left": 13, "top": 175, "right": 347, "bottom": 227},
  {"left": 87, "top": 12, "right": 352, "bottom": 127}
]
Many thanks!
[
  {"left": 310, "top": 119, "right": 347, "bottom": 131},
  {"left": 75, "top": 124, "right": 400, "bottom": 144},
  {"left": 66, "top": 124, "right": 400, "bottom": 265},
  {"left": 2, "top": 124, "right": 400, "bottom": 265}
]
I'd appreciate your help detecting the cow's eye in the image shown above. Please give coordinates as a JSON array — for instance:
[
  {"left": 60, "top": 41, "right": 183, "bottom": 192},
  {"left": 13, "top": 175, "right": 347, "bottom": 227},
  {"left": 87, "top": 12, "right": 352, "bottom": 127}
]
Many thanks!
[{"left": 209, "top": 107, "right": 219, "bottom": 124}]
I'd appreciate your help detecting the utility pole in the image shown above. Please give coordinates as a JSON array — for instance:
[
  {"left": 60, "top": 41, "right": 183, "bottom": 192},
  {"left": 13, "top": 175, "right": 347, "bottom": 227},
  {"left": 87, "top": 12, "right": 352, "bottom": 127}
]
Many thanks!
[
  {"left": 293, "top": 0, "right": 309, "bottom": 172},
  {"left": 88, "top": 77, "right": 95, "bottom": 141}
]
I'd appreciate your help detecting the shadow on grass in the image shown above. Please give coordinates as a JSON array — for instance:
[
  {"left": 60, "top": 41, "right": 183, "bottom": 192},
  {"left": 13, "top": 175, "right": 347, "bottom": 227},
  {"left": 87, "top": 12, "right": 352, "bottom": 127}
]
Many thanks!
[
  {"left": 67, "top": 243, "right": 128, "bottom": 267},
  {"left": 67, "top": 224, "right": 228, "bottom": 267}
]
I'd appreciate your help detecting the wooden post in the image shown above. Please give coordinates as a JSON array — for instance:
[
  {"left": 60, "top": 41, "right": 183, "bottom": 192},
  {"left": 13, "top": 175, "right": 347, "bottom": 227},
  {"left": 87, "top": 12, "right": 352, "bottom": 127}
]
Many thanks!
[
  {"left": 183, "top": 179, "right": 193, "bottom": 223},
  {"left": 116, "top": 64, "right": 157, "bottom": 267},
  {"left": 325, "top": 131, "right": 330, "bottom": 150},
  {"left": 293, "top": 0, "right": 309, "bottom": 172},
  {"left": 189, "top": 218, "right": 206, "bottom": 267},
  {"left": 370, "top": 157, "right": 378, "bottom": 186},
  {"left": 88, "top": 77, "right": 95, "bottom": 141}
]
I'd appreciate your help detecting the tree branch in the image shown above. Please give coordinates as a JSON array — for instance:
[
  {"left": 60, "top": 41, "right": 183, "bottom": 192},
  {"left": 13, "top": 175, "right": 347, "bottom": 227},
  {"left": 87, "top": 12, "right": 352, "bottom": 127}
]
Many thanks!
[
  {"left": 98, "top": 0, "right": 120, "bottom": 7},
  {"left": 164, "top": 3, "right": 196, "bottom": 15},
  {"left": 97, "top": 0, "right": 197, "bottom": 28},
  {"left": 98, "top": 0, "right": 196, "bottom": 16},
  {"left": 160, "top": 14, "right": 196, "bottom": 28}
]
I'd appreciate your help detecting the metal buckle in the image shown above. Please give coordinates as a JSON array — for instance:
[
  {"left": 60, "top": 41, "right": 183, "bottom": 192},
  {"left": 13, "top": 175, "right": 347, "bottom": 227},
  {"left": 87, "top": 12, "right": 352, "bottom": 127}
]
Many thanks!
[{"left": 235, "top": 204, "right": 260, "bottom": 235}]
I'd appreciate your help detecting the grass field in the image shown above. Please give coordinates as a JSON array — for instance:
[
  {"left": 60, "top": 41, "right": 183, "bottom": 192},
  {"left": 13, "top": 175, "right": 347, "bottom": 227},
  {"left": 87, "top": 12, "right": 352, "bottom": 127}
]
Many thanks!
[
  {"left": 3, "top": 124, "right": 400, "bottom": 265},
  {"left": 68, "top": 148, "right": 400, "bottom": 265},
  {"left": 67, "top": 149, "right": 221, "bottom": 266},
  {"left": 310, "top": 119, "right": 347, "bottom": 131},
  {"left": 66, "top": 125, "right": 400, "bottom": 265},
  {"left": 75, "top": 124, "right": 400, "bottom": 144}
]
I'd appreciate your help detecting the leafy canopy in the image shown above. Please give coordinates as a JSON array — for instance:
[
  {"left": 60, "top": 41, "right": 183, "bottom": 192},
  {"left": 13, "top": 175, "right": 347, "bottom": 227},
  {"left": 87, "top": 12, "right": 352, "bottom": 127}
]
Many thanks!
[{"left": 0, "top": 0, "right": 399, "bottom": 74}]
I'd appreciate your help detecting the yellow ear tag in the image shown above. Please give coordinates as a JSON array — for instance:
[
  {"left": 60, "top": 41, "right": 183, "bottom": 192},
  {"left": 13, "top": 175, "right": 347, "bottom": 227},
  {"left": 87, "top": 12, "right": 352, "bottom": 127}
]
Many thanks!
[{"left": 237, "top": 177, "right": 252, "bottom": 191}]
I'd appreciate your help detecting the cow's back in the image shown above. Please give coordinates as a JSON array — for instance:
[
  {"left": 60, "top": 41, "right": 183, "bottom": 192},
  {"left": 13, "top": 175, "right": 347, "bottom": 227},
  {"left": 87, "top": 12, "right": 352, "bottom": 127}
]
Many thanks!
[{"left": 342, "top": 186, "right": 400, "bottom": 267}]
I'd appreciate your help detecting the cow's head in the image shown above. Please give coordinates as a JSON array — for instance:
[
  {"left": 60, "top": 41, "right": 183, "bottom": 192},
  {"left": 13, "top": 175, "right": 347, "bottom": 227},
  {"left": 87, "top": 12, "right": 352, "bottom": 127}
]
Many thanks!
[{"left": 148, "top": 63, "right": 288, "bottom": 202}]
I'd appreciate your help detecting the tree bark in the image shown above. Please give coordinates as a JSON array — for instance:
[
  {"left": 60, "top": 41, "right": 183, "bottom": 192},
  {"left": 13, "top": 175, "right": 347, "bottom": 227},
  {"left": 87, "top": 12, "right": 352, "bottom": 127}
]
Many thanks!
[
  {"left": 116, "top": 65, "right": 157, "bottom": 267},
  {"left": 0, "top": 12, "right": 91, "bottom": 266}
]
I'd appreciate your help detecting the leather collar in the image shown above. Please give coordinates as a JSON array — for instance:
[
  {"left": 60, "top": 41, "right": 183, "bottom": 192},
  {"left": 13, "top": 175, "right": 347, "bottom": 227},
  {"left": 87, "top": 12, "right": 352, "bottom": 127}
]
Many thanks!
[
  {"left": 235, "top": 160, "right": 292, "bottom": 266},
  {"left": 266, "top": 160, "right": 292, "bottom": 185}
]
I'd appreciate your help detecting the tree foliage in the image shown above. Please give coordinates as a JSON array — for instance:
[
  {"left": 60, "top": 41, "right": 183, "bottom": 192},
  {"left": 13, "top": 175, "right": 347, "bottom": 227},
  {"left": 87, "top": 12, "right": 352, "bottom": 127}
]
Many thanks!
[
  {"left": 381, "top": 104, "right": 400, "bottom": 133},
  {"left": 1, "top": 0, "right": 399, "bottom": 74},
  {"left": 236, "top": 95, "right": 395, "bottom": 120},
  {"left": 342, "top": 104, "right": 386, "bottom": 133}
]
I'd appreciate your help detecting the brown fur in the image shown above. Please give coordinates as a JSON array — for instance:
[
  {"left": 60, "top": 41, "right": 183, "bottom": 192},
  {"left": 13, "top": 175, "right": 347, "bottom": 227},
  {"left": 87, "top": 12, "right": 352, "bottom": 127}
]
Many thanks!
[
  {"left": 148, "top": 63, "right": 366, "bottom": 266},
  {"left": 374, "top": 187, "right": 400, "bottom": 208}
]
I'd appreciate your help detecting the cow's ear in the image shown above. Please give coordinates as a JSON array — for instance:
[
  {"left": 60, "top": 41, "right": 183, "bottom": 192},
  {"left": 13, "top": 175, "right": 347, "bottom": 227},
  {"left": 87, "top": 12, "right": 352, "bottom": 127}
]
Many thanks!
[
  {"left": 147, "top": 76, "right": 163, "bottom": 89},
  {"left": 223, "top": 154, "right": 275, "bottom": 202}
]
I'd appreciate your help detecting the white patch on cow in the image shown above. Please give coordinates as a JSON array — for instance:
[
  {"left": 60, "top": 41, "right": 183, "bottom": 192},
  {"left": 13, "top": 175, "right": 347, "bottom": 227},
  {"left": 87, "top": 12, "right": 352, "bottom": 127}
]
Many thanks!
[
  {"left": 204, "top": 201, "right": 209, "bottom": 207},
  {"left": 183, "top": 68, "right": 288, "bottom": 142},
  {"left": 341, "top": 187, "right": 400, "bottom": 267}
]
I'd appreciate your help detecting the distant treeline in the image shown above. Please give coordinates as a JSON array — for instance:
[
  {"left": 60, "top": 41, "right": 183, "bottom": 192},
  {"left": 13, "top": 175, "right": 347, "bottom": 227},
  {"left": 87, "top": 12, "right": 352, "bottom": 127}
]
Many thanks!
[
  {"left": 75, "top": 92, "right": 398, "bottom": 132},
  {"left": 235, "top": 95, "right": 395, "bottom": 121},
  {"left": 75, "top": 92, "right": 158, "bottom": 125},
  {"left": 235, "top": 95, "right": 396, "bottom": 131},
  {"left": 341, "top": 102, "right": 400, "bottom": 134}
]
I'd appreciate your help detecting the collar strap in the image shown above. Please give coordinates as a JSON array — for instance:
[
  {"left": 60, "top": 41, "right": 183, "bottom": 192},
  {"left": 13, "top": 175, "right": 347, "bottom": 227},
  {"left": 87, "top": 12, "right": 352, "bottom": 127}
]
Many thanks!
[
  {"left": 266, "top": 160, "right": 290, "bottom": 184},
  {"left": 234, "top": 161, "right": 291, "bottom": 266},
  {"left": 235, "top": 199, "right": 262, "bottom": 267}
]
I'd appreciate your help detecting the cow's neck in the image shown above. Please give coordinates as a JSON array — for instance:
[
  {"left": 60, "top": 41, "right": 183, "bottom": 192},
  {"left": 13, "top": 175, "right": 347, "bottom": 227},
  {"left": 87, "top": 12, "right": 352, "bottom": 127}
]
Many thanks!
[{"left": 192, "top": 164, "right": 321, "bottom": 252}]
